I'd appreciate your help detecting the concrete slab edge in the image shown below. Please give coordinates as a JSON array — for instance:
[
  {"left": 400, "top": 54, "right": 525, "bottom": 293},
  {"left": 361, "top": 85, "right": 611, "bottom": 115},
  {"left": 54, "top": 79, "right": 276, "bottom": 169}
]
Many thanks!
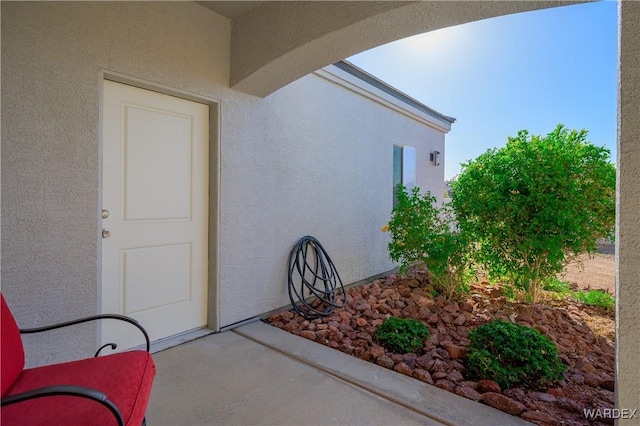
[
  {"left": 149, "top": 327, "right": 214, "bottom": 354},
  {"left": 234, "top": 321, "right": 533, "bottom": 426}
]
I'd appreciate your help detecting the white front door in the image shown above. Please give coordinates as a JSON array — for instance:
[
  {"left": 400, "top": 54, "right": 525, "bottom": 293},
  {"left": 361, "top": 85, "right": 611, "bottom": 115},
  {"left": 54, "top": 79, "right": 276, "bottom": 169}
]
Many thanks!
[{"left": 101, "top": 80, "right": 209, "bottom": 350}]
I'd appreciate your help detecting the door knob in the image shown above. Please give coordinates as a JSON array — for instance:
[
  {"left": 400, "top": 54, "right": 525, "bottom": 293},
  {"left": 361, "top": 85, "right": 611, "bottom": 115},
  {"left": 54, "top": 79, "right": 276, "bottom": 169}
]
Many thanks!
[
  {"left": 102, "top": 229, "right": 111, "bottom": 238},
  {"left": 102, "top": 209, "right": 110, "bottom": 219}
]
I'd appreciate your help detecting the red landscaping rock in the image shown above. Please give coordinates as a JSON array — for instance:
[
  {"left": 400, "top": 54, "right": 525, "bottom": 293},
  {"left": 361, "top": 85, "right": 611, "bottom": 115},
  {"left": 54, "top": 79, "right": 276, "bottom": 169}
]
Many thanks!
[
  {"left": 481, "top": 392, "right": 526, "bottom": 415},
  {"left": 416, "top": 356, "right": 435, "bottom": 372},
  {"left": 435, "top": 379, "right": 456, "bottom": 392},
  {"left": 402, "top": 353, "right": 417, "bottom": 367},
  {"left": 316, "top": 329, "right": 330, "bottom": 341},
  {"left": 413, "top": 295, "right": 434, "bottom": 307},
  {"left": 584, "top": 373, "right": 604, "bottom": 388},
  {"left": 450, "top": 360, "right": 465, "bottom": 372},
  {"left": 340, "top": 343, "right": 354, "bottom": 354},
  {"left": 355, "top": 302, "right": 371, "bottom": 312},
  {"left": 570, "top": 372, "right": 585, "bottom": 385},
  {"left": 441, "top": 341, "right": 467, "bottom": 360},
  {"left": 440, "top": 312, "right": 454, "bottom": 324},
  {"left": 445, "top": 370, "right": 464, "bottom": 383},
  {"left": 299, "top": 330, "right": 316, "bottom": 341},
  {"left": 547, "top": 388, "right": 565, "bottom": 398},
  {"left": 406, "top": 278, "right": 421, "bottom": 288},
  {"left": 375, "top": 303, "right": 391, "bottom": 314},
  {"left": 457, "top": 324, "right": 471, "bottom": 336},
  {"left": 521, "top": 410, "right": 558, "bottom": 425},
  {"left": 413, "top": 369, "right": 433, "bottom": 384},
  {"left": 398, "top": 287, "right": 412, "bottom": 298},
  {"left": 338, "top": 311, "right": 352, "bottom": 323},
  {"left": 575, "top": 358, "right": 596, "bottom": 373},
  {"left": 376, "top": 355, "right": 394, "bottom": 369},
  {"left": 453, "top": 314, "right": 467, "bottom": 326},
  {"left": 427, "top": 313, "right": 439, "bottom": 325},
  {"left": 598, "top": 389, "right": 615, "bottom": 405},
  {"left": 601, "top": 377, "right": 615, "bottom": 391},
  {"left": 370, "top": 344, "right": 385, "bottom": 358},
  {"left": 267, "top": 270, "right": 615, "bottom": 425},
  {"left": 416, "top": 306, "right": 431, "bottom": 319},
  {"left": 328, "top": 330, "right": 343, "bottom": 343},
  {"left": 390, "top": 354, "right": 404, "bottom": 363},
  {"left": 430, "top": 359, "right": 449, "bottom": 374},
  {"left": 432, "top": 371, "right": 448, "bottom": 380},
  {"left": 280, "top": 311, "right": 295, "bottom": 320},
  {"left": 443, "top": 302, "right": 460, "bottom": 313},
  {"left": 455, "top": 386, "right": 482, "bottom": 401},
  {"left": 426, "top": 333, "right": 439, "bottom": 347},
  {"left": 460, "top": 301, "right": 474, "bottom": 312},
  {"left": 555, "top": 396, "right": 585, "bottom": 413},
  {"left": 356, "top": 332, "right": 372, "bottom": 341},
  {"left": 503, "top": 388, "right": 527, "bottom": 403},
  {"left": 529, "top": 391, "right": 557, "bottom": 403},
  {"left": 394, "top": 362, "right": 413, "bottom": 376}
]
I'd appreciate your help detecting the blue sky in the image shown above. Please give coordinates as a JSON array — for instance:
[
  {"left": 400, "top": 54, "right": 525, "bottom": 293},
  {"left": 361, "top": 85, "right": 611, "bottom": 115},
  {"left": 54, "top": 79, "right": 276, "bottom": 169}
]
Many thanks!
[{"left": 348, "top": 2, "right": 618, "bottom": 180}]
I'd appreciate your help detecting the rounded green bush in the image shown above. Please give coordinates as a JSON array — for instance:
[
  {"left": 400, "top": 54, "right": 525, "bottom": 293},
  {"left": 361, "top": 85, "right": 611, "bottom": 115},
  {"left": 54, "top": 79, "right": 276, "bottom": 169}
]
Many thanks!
[
  {"left": 467, "top": 319, "right": 566, "bottom": 389},
  {"left": 373, "top": 317, "right": 430, "bottom": 354}
]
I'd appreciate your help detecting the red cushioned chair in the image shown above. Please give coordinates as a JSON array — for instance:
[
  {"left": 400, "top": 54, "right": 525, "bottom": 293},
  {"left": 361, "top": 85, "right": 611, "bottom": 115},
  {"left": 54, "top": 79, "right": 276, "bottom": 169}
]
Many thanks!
[{"left": 1, "top": 293, "right": 156, "bottom": 426}]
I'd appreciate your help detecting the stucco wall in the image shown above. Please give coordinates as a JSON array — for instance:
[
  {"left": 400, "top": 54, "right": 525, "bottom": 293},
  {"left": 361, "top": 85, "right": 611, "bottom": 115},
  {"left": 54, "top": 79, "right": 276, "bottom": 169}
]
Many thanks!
[
  {"left": 3, "top": 0, "right": 639, "bottom": 413},
  {"left": 1, "top": 1, "right": 232, "bottom": 365},
  {"left": 219, "top": 68, "right": 447, "bottom": 326},
  {"left": 230, "top": 1, "right": 579, "bottom": 96},
  {"left": 1, "top": 2, "right": 448, "bottom": 365},
  {"left": 617, "top": 1, "right": 640, "bottom": 419}
]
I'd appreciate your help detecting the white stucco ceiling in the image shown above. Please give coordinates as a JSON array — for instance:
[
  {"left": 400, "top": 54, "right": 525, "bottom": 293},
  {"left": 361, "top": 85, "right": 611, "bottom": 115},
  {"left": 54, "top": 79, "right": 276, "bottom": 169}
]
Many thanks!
[{"left": 197, "top": 1, "right": 264, "bottom": 19}]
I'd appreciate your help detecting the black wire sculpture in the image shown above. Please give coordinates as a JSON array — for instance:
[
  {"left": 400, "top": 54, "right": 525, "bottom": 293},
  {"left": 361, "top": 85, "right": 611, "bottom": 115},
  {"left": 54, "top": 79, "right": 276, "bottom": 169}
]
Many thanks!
[{"left": 288, "top": 236, "right": 346, "bottom": 319}]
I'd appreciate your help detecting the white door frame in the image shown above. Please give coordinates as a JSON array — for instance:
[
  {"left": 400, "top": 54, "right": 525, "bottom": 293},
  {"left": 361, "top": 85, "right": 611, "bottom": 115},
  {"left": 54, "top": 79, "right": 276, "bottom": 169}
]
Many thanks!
[{"left": 97, "top": 71, "right": 220, "bottom": 344}]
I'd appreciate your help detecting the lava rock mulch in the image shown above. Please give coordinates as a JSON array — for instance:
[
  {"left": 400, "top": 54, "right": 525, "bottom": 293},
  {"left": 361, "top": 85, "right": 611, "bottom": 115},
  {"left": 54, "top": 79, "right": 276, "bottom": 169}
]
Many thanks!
[{"left": 267, "top": 271, "right": 615, "bottom": 426}]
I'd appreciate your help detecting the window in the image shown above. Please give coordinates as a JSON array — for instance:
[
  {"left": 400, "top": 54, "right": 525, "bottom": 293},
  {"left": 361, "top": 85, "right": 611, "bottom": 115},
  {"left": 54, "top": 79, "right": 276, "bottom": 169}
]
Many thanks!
[{"left": 393, "top": 145, "right": 416, "bottom": 207}]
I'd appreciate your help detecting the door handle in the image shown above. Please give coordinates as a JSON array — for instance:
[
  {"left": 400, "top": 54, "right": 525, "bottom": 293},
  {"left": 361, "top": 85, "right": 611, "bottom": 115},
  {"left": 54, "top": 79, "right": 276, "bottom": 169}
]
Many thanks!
[{"left": 102, "top": 229, "right": 111, "bottom": 238}]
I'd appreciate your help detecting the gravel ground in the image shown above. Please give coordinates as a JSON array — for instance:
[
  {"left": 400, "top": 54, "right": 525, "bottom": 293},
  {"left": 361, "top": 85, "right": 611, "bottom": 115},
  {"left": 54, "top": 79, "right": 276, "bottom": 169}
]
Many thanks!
[
  {"left": 269, "top": 255, "right": 616, "bottom": 426},
  {"left": 561, "top": 244, "right": 615, "bottom": 295}
]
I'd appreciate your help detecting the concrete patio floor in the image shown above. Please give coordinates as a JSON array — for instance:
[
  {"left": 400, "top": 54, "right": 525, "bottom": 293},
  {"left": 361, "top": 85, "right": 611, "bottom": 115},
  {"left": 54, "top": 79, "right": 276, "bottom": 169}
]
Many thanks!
[{"left": 147, "top": 321, "right": 531, "bottom": 426}]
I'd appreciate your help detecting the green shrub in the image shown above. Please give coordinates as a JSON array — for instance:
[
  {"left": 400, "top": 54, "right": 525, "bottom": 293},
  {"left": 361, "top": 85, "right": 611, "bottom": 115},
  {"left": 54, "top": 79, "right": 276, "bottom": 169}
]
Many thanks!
[
  {"left": 373, "top": 317, "right": 430, "bottom": 354},
  {"left": 573, "top": 289, "right": 615, "bottom": 310},
  {"left": 452, "top": 125, "right": 616, "bottom": 302},
  {"left": 385, "top": 186, "right": 473, "bottom": 299},
  {"left": 467, "top": 320, "right": 566, "bottom": 389},
  {"left": 543, "top": 278, "right": 615, "bottom": 310},
  {"left": 543, "top": 278, "right": 573, "bottom": 294},
  {"left": 543, "top": 278, "right": 616, "bottom": 310}
]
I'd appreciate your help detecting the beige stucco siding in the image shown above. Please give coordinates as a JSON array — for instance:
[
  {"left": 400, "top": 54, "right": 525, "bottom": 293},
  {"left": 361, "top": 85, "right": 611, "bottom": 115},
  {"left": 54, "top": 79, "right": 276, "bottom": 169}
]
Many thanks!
[
  {"left": 219, "top": 68, "right": 447, "bottom": 326},
  {"left": 3, "top": 0, "right": 639, "bottom": 413},
  {"left": 617, "top": 0, "right": 640, "bottom": 415},
  {"left": 1, "top": 2, "right": 448, "bottom": 366},
  {"left": 229, "top": 1, "right": 577, "bottom": 96},
  {"left": 1, "top": 1, "right": 231, "bottom": 365}
]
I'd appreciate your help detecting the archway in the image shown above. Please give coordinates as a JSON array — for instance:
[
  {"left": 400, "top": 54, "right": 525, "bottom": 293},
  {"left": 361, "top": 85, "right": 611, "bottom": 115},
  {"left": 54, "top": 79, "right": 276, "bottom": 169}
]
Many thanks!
[{"left": 222, "top": 0, "right": 639, "bottom": 413}]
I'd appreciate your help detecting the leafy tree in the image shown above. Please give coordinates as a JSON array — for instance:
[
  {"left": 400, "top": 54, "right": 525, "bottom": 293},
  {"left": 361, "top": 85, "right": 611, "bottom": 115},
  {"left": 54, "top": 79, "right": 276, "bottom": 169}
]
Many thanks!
[
  {"left": 452, "top": 125, "right": 615, "bottom": 302},
  {"left": 385, "top": 186, "right": 472, "bottom": 299}
]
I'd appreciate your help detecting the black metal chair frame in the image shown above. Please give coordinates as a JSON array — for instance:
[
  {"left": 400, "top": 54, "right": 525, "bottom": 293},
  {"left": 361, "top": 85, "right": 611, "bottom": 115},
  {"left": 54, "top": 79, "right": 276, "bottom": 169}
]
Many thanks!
[{"left": 1, "top": 314, "right": 151, "bottom": 426}]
